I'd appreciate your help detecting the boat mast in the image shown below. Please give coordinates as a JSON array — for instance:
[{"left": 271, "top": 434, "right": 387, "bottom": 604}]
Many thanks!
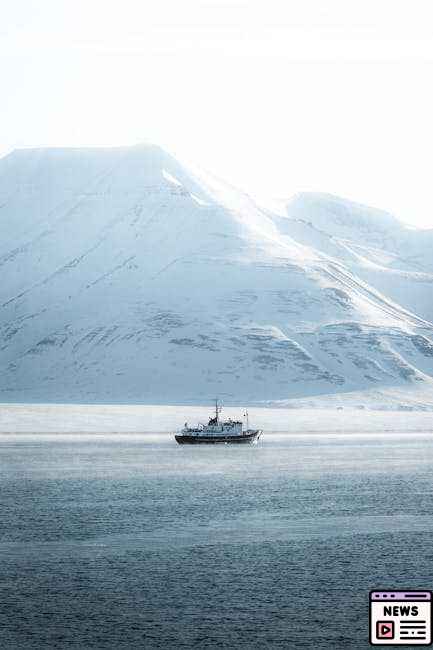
[{"left": 215, "top": 397, "right": 219, "bottom": 423}]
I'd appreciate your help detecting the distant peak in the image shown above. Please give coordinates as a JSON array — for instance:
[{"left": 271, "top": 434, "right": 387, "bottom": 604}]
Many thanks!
[
  {"left": 285, "top": 191, "right": 403, "bottom": 235},
  {"left": 133, "top": 140, "right": 163, "bottom": 150}
]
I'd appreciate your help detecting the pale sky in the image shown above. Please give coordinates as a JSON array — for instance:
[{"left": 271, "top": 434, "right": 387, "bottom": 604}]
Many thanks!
[{"left": 2, "top": 0, "right": 433, "bottom": 227}]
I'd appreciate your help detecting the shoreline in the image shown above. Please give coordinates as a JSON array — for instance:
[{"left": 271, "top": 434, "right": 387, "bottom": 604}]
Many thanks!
[{"left": 0, "top": 403, "right": 432, "bottom": 434}]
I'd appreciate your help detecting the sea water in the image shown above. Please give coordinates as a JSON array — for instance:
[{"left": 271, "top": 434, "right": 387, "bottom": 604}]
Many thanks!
[{"left": 1, "top": 432, "right": 433, "bottom": 649}]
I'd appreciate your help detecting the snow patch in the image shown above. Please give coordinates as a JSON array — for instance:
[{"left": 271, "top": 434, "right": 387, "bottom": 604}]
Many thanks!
[{"left": 162, "top": 169, "right": 183, "bottom": 187}]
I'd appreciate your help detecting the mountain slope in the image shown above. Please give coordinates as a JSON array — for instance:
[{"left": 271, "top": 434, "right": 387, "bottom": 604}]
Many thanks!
[{"left": 1, "top": 145, "right": 433, "bottom": 407}]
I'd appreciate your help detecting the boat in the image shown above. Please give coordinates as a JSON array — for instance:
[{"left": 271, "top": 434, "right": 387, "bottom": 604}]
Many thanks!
[{"left": 175, "top": 400, "right": 262, "bottom": 445}]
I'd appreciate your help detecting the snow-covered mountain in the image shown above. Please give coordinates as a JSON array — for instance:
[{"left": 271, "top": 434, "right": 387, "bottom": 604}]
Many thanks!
[{"left": 1, "top": 144, "right": 433, "bottom": 408}]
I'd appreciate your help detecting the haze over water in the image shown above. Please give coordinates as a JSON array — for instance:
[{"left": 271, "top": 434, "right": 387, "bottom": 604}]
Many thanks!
[{"left": 1, "top": 432, "right": 433, "bottom": 649}]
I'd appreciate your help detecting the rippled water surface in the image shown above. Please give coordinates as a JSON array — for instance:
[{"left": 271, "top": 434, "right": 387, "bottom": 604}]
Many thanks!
[{"left": 1, "top": 432, "right": 433, "bottom": 649}]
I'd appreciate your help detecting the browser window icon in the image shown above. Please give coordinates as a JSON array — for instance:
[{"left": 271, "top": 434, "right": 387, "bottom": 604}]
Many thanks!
[{"left": 370, "top": 590, "right": 432, "bottom": 646}]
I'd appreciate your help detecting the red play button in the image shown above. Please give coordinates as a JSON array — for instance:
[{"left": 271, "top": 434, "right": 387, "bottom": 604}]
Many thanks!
[{"left": 377, "top": 621, "right": 394, "bottom": 639}]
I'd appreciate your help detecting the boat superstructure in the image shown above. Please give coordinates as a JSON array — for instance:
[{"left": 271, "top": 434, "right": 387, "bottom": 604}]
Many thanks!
[{"left": 175, "top": 400, "right": 262, "bottom": 445}]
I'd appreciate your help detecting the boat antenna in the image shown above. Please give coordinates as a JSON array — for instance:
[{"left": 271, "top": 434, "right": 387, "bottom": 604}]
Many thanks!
[{"left": 215, "top": 397, "right": 221, "bottom": 422}]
